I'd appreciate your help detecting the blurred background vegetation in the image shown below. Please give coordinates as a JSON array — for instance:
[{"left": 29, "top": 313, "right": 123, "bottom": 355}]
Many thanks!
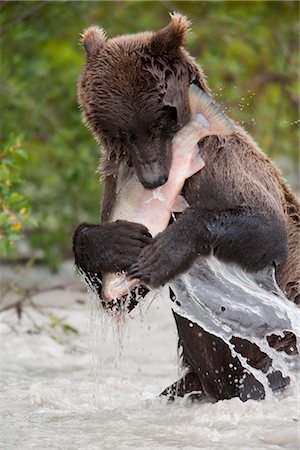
[{"left": 0, "top": 0, "right": 299, "bottom": 269}]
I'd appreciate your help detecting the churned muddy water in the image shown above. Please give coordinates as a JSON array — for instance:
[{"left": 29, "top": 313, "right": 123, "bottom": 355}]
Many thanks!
[{"left": 1, "top": 262, "right": 299, "bottom": 450}]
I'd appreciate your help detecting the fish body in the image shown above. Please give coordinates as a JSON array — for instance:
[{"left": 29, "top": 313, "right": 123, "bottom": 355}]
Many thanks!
[{"left": 102, "top": 86, "right": 236, "bottom": 301}]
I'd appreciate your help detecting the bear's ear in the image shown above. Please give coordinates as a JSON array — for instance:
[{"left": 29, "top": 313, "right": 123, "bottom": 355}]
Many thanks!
[
  {"left": 150, "top": 12, "right": 190, "bottom": 56},
  {"left": 81, "top": 26, "right": 106, "bottom": 57}
]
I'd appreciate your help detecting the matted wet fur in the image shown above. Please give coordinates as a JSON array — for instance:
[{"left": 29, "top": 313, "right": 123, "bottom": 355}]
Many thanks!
[{"left": 73, "top": 13, "right": 300, "bottom": 402}]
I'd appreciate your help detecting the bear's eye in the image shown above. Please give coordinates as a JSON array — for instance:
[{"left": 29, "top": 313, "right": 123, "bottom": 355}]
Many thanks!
[
  {"left": 159, "top": 106, "right": 179, "bottom": 137},
  {"left": 162, "top": 105, "right": 178, "bottom": 123}
]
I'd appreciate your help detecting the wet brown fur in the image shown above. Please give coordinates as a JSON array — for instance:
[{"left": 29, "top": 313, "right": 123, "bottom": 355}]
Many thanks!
[
  {"left": 78, "top": 14, "right": 299, "bottom": 304},
  {"left": 77, "top": 14, "right": 299, "bottom": 401}
]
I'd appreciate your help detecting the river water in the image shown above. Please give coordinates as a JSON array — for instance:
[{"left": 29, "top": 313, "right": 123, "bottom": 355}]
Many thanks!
[{"left": 1, "top": 262, "right": 299, "bottom": 449}]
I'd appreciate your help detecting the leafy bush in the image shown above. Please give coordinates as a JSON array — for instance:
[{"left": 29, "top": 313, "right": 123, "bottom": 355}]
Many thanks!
[{"left": 0, "top": 136, "right": 35, "bottom": 256}]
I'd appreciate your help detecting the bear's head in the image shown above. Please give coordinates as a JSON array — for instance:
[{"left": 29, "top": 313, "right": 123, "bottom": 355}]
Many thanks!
[{"left": 78, "top": 13, "right": 208, "bottom": 189}]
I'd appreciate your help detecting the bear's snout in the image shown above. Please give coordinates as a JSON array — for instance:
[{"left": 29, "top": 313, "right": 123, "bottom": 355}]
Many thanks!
[
  {"left": 137, "top": 160, "right": 169, "bottom": 189},
  {"left": 141, "top": 173, "right": 169, "bottom": 190}
]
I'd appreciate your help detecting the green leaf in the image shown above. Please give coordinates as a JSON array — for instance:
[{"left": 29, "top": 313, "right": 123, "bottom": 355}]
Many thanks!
[
  {"left": 0, "top": 165, "right": 10, "bottom": 181},
  {"left": 14, "top": 148, "right": 29, "bottom": 160},
  {"left": 50, "top": 314, "right": 62, "bottom": 328},
  {"left": 9, "top": 192, "right": 24, "bottom": 204},
  {"left": 63, "top": 324, "right": 79, "bottom": 334},
  {"left": 0, "top": 213, "right": 9, "bottom": 226}
]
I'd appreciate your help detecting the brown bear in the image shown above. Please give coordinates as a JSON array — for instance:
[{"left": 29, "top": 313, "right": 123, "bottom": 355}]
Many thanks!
[{"left": 73, "top": 14, "right": 300, "bottom": 402}]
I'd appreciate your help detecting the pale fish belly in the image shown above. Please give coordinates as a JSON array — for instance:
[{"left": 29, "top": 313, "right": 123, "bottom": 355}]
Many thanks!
[{"left": 102, "top": 148, "right": 204, "bottom": 301}]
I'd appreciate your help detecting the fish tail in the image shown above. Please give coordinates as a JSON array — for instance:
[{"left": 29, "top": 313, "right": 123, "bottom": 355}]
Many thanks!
[{"left": 189, "top": 84, "right": 236, "bottom": 135}]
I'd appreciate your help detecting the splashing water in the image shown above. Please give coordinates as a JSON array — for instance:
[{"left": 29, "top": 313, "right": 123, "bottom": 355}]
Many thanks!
[
  {"left": 78, "top": 268, "right": 150, "bottom": 408},
  {"left": 166, "top": 256, "right": 299, "bottom": 396},
  {"left": 80, "top": 252, "right": 299, "bottom": 401},
  {"left": 78, "top": 244, "right": 300, "bottom": 398}
]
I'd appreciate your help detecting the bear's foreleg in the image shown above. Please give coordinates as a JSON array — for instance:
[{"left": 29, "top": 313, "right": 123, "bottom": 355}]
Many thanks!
[{"left": 127, "top": 205, "right": 288, "bottom": 287}]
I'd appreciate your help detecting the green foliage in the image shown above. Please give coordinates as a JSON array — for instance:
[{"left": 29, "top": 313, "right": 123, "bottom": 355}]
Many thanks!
[
  {"left": 0, "top": 1, "right": 299, "bottom": 265},
  {"left": 35, "top": 313, "right": 79, "bottom": 345},
  {"left": 0, "top": 136, "right": 35, "bottom": 256}
]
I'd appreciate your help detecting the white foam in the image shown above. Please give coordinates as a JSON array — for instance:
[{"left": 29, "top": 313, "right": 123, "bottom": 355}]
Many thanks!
[{"left": 167, "top": 256, "right": 299, "bottom": 392}]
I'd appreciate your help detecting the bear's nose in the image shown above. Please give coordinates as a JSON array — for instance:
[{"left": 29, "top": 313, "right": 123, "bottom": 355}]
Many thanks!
[
  {"left": 141, "top": 174, "right": 168, "bottom": 189},
  {"left": 136, "top": 160, "right": 170, "bottom": 189}
]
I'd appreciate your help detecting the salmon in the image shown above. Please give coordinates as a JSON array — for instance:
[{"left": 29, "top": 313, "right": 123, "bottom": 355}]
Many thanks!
[{"left": 102, "top": 85, "right": 236, "bottom": 301}]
